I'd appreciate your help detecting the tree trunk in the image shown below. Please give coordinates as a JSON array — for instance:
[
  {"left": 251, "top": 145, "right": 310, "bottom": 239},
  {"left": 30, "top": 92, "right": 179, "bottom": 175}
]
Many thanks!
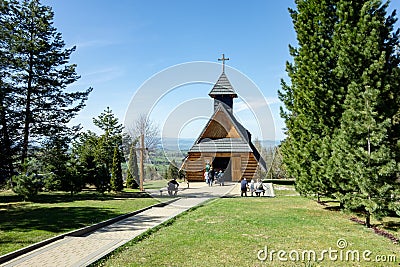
[
  {"left": 21, "top": 52, "right": 34, "bottom": 167},
  {"left": 0, "top": 97, "right": 13, "bottom": 180},
  {"left": 366, "top": 211, "right": 371, "bottom": 228}
]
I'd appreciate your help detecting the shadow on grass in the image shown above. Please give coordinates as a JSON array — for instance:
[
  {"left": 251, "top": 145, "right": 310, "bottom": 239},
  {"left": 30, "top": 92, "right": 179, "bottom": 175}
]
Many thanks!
[
  {"left": 317, "top": 199, "right": 342, "bottom": 211},
  {"left": 0, "top": 190, "right": 152, "bottom": 205},
  {"left": 323, "top": 205, "right": 342, "bottom": 211},
  {"left": 0, "top": 205, "right": 121, "bottom": 235},
  {"left": 381, "top": 221, "right": 400, "bottom": 231}
]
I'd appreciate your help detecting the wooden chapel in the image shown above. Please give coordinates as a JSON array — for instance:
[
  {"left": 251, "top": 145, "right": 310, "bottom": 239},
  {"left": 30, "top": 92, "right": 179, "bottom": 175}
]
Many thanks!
[{"left": 182, "top": 55, "right": 267, "bottom": 182}]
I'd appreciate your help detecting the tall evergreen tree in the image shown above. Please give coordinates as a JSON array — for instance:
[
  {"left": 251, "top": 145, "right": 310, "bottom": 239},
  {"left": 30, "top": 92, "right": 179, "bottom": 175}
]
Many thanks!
[
  {"left": 72, "top": 131, "right": 99, "bottom": 187},
  {"left": 279, "top": 0, "right": 339, "bottom": 200},
  {"left": 72, "top": 108, "right": 123, "bottom": 192},
  {"left": 111, "top": 145, "right": 123, "bottom": 192},
  {"left": 126, "top": 141, "right": 139, "bottom": 189},
  {"left": 0, "top": 0, "right": 19, "bottom": 182},
  {"left": 4, "top": 0, "right": 91, "bottom": 168},
  {"left": 280, "top": 0, "right": 400, "bottom": 212},
  {"left": 38, "top": 135, "right": 69, "bottom": 191},
  {"left": 93, "top": 107, "right": 123, "bottom": 174},
  {"left": 329, "top": 0, "right": 400, "bottom": 227}
]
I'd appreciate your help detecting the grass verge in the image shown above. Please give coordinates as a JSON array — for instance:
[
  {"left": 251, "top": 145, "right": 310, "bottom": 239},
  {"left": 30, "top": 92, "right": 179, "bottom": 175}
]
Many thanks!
[
  {"left": 0, "top": 190, "right": 158, "bottom": 255},
  {"left": 94, "top": 194, "right": 400, "bottom": 267}
]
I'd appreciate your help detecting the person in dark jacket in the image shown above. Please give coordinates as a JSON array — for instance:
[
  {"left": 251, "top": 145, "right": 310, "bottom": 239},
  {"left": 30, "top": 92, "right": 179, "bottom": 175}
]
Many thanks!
[
  {"left": 240, "top": 177, "right": 248, "bottom": 197},
  {"left": 167, "top": 178, "right": 179, "bottom": 196},
  {"left": 208, "top": 167, "right": 215, "bottom": 186}
]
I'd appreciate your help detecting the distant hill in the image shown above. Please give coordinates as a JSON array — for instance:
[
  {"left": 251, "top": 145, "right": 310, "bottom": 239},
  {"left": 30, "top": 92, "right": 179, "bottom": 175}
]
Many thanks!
[
  {"left": 259, "top": 139, "right": 281, "bottom": 148},
  {"left": 159, "top": 137, "right": 280, "bottom": 152},
  {"left": 159, "top": 137, "right": 195, "bottom": 151}
]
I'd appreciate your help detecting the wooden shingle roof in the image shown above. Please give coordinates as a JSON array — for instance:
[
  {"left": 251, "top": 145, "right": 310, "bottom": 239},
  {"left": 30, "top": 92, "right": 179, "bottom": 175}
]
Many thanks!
[
  {"left": 208, "top": 72, "right": 238, "bottom": 98},
  {"left": 189, "top": 138, "right": 252, "bottom": 153},
  {"left": 188, "top": 103, "right": 268, "bottom": 171}
]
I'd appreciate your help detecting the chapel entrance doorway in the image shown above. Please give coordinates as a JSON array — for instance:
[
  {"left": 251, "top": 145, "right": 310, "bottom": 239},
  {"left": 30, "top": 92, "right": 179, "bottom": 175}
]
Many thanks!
[{"left": 212, "top": 157, "right": 232, "bottom": 181}]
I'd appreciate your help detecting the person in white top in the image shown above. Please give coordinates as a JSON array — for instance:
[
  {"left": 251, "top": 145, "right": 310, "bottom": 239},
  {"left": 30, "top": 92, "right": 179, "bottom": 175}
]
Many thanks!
[
  {"left": 250, "top": 179, "right": 255, "bottom": 196},
  {"left": 204, "top": 171, "right": 209, "bottom": 184}
]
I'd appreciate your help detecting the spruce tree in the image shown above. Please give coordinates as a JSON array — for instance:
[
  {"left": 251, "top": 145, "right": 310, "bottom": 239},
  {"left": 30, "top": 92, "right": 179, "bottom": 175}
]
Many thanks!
[
  {"left": 126, "top": 141, "right": 139, "bottom": 189},
  {"left": 111, "top": 145, "right": 123, "bottom": 192},
  {"left": 125, "top": 168, "right": 134, "bottom": 188},
  {"left": 72, "top": 131, "right": 99, "bottom": 186},
  {"left": 279, "top": 0, "right": 339, "bottom": 200},
  {"left": 280, "top": 0, "right": 400, "bottom": 211},
  {"left": 72, "top": 108, "right": 124, "bottom": 192},
  {"left": 38, "top": 135, "right": 69, "bottom": 191},
  {"left": 329, "top": 0, "right": 400, "bottom": 227},
  {"left": 93, "top": 107, "right": 123, "bottom": 173}
]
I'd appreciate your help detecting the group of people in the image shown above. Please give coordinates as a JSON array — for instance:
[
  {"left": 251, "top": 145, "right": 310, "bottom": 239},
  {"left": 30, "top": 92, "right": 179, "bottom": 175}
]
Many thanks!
[
  {"left": 240, "top": 177, "right": 265, "bottom": 197},
  {"left": 204, "top": 162, "right": 225, "bottom": 186},
  {"left": 169, "top": 162, "right": 265, "bottom": 197}
]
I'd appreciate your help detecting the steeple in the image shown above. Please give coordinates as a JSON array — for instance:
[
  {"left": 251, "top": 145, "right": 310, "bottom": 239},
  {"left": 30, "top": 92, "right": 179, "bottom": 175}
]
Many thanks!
[{"left": 209, "top": 54, "right": 238, "bottom": 113}]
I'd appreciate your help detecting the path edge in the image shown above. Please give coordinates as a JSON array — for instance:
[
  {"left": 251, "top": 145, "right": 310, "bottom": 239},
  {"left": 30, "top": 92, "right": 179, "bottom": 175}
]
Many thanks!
[{"left": 0, "top": 197, "right": 179, "bottom": 265}]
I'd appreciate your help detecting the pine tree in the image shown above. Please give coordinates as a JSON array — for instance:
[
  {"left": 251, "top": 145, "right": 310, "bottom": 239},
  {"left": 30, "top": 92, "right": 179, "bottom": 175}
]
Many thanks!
[
  {"left": 72, "top": 131, "right": 99, "bottom": 186},
  {"left": 111, "top": 145, "right": 123, "bottom": 192},
  {"left": 0, "top": 0, "right": 20, "bottom": 183},
  {"left": 12, "top": 158, "right": 43, "bottom": 200},
  {"left": 279, "top": 0, "right": 339, "bottom": 200},
  {"left": 93, "top": 106, "right": 123, "bottom": 137},
  {"left": 2, "top": 0, "right": 91, "bottom": 169},
  {"left": 64, "top": 155, "right": 84, "bottom": 196},
  {"left": 38, "top": 135, "right": 69, "bottom": 191},
  {"left": 329, "top": 0, "right": 400, "bottom": 227},
  {"left": 93, "top": 107, "right": 123, "bottom": 173},
  {"left": 71, "top": 108, "right": 124, "bottom": 192},
  {"left": 280, "top": 0, "right": 400, "bottom": 210}
]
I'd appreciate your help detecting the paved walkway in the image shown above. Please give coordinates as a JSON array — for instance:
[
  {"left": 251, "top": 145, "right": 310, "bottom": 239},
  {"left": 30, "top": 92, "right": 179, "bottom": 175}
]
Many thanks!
[{"left": 1, "top": 182, "right": 238, "bottom": 267}]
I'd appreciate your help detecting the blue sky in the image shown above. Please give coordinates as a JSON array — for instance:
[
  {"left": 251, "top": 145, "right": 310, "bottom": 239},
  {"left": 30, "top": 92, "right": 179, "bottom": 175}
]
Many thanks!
[{"left": 42, "top": 0, "right": 399, "bottom": 141}]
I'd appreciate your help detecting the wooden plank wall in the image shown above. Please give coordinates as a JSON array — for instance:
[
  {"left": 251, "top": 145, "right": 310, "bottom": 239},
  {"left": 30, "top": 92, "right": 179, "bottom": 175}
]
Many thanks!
[{"left": 184, "top": 152, "right": 260, "bottom": 182}]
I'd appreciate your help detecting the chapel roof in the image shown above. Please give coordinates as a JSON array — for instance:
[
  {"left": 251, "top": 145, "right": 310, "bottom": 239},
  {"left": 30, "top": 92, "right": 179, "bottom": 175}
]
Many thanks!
[{"left": 208, "top": 72, "right": 237, "bottom": 98}]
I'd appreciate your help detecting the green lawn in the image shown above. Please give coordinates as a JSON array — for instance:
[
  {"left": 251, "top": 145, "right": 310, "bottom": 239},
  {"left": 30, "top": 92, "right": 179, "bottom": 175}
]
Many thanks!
[
  {"left": 0, "top": 190, "right": 158, "bottom": 256},
  {"left": 95, "top": 193, "right": 400, "bottom": 267},
  {"left": 143, "top": 179, "right": 169, "bottom": 190},
  {"left": 143, "top": 179, "right": 185, "bottom": 190}
]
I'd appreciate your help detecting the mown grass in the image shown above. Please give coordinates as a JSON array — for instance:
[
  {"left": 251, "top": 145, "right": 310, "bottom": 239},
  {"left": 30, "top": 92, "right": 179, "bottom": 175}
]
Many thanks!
[
  {"left": 0, "top": 190, "right": 158, "bottom": 255},
  {"left": 95, "top": 194, "right": 400, "bottom": 267},
  {"left": 143, "top": 179, "right": 185, "bottom": 190}
]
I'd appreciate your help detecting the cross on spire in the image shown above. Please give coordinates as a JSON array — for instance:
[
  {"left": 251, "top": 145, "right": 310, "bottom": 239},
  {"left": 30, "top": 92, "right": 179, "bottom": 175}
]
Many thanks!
[{"left": 218, "top": 53, "right": 229, "bottom": 73}]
